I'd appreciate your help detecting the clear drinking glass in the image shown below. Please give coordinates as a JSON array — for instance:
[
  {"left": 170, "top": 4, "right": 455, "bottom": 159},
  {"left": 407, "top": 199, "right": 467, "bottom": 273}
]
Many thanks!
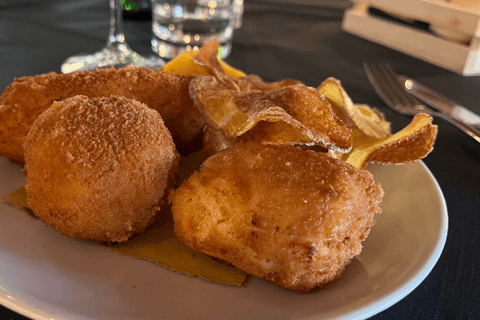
[
  {"left": 151, "top": 0, "right": 242, "bottom": 60},
  {"left": 61, "top": 0, "right": 164, "bottom": 73}
]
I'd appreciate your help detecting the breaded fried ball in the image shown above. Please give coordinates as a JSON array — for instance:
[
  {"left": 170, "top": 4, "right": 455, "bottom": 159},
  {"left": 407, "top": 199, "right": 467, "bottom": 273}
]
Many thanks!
[
  {"left": 24, "top": 95, "right": 179, "bottom": 243},
  {"left": 0, "top": 67, "right": 204, "bottom": 164},
  {"left": 172, "top": 142, "right": 383, "bottom": 293}
]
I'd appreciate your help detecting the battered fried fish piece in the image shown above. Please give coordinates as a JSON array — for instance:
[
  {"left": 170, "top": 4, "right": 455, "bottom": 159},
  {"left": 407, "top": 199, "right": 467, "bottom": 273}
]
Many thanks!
[
  {"left": 172, "top": 142, "right": 383, "bottom": 293},
  {"left": 0, "top": 66, "right": 204, "bottom": 163},
  {"left": 24, "top": 95, "right": 179, "bottom": 243}
]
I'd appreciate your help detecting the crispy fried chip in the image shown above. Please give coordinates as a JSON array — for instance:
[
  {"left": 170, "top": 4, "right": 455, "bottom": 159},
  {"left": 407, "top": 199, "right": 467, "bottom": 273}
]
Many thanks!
[
  {"left": 330, "top": 127, "right": 384, "bottom": 162},
  {"left": 345, "top": 113, "right": 437, "bottom": 169},
  {"left": 204, "top": 121, "right": 321, "bottom": 155},
  {"left": 203, "top": 125, "right": 233, "bottom": 155},
  {"left": 318, "top": 78, "right": 391, "bottom": 140},
  {"left": 190, "top": 76, "right": 353, "bottom": 153},
  {"left": 165, "top": 38, "right": 343, "bottom": 153},
  {"left": 163, "top": 38, "right": 246, "bottom": 78}
]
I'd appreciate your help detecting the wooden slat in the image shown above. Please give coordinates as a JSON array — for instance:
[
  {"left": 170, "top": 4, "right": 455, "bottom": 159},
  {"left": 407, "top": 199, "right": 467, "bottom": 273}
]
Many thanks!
[
  {"left": 465, "top": 37, "right": 480, "bottom": 73},
  {"left": 342, "top": 5, "right": 480, "bottom": 76},
  {"left": 358, "top": 0, "right": 480, "bottom": 36}
]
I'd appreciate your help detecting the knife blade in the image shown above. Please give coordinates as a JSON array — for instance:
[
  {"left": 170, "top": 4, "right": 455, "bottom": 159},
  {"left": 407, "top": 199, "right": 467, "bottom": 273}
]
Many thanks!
[{"left": 397, "top": 76, "right": 480, "bottom": 127}]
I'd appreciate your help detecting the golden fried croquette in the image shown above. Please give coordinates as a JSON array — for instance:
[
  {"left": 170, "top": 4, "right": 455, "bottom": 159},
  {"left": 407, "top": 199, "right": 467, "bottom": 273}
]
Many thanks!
[
  {"left": 172, "top": 142, "right": 383, "bottom": 293},
  {"left": 0, "top": 66, "right": 204, "bottom": 164},
  {"left": 24, "top": 95, "right": 179, "bottom": 243}
]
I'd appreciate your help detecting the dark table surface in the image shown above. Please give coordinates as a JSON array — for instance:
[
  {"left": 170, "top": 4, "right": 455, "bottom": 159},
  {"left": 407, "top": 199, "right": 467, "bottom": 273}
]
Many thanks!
[{"left": 1, "top": 1, "right": 479, "bottom": 319}]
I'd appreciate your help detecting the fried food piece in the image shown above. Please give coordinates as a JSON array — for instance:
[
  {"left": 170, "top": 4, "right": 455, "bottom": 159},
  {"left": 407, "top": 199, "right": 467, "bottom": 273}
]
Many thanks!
[
  {"left": 317, "top": 77, "right": 391, "bottom": 140},
  {"left": 203, "top": 122, "right": 328, "bottom": 155},
  {"left": 317, "top": 78, "right": 437, "bottom": 168},
  {"left": 344, "top": 113, "right": 437, "bottom": 169},
  {"left": 190, "top": 76, "right": 352, "bottom": 153},
  {"left": 163, "top": 38, "right": 246, "bottom": 78},
  {"left": 172, "top": 142, "right": 383, "bottom": 293},
  {"left": 24, "top": 95, "right": 179, "bottom": 243},
  {"left": 203, "top": 125, "right": 237, "bottom": 155},
  {"left": 0, "top": 66, "right": 204, "bottom": 163}
]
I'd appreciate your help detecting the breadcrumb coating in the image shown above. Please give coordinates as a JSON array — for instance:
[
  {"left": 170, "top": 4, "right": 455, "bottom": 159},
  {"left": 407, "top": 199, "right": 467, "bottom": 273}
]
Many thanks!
[
  {"left": 24, "top": 95, "right": 179, "bottom": 243},
  {"left": 0, "top": 66, "right": 204, "bottom": 163},
  {"left": 172, "top": 142, "right": 383, "bottom": 292}
]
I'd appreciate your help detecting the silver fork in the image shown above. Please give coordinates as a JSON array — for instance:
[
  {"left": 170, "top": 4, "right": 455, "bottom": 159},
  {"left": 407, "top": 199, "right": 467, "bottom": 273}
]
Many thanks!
[{"left": 363, "top": 63, "right": 480, "bottom": 143}]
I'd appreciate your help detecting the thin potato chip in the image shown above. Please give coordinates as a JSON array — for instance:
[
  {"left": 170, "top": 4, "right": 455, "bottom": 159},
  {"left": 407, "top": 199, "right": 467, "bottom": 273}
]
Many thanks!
[
  {"left": 330, "top": 127, "right": 383, "bottom": 162},
  {"left": 226, "top": 75, "right": 303, "bottom": 92},
  {"left": 353, "top": 104, "right": 391, "bottom": 138},
  {"left": 203, "top": 122, "right": 320, "bottom": 155},
  {"left": 165, "top": 38, "right": 329, "bottom": 153},
  {"left": 190, "top": 76, "right": 353, "bottom": 153},
  {"left": 318, "top": 78, "right": 391, "bottom": 139},
  {"left": 163, "top": 38, "right": 246, "bottom": 78},
  {"left": 345, "top": 113, "right": 437, "bottom": 169},
  {"left": 203, "top": 125, "right": 239, "bottom": 155},
  {"left": 191, "top": 38, "right": 227, "bottom": 78},
  {"left": 163, "top": 51, "right": 212, "bottom": 76}
]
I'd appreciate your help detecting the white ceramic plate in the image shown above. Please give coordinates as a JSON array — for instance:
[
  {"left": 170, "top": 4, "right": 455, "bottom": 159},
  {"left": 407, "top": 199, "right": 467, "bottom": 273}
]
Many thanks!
[{"left": 0, "top": 157, "right": 447, "bottom": 320}]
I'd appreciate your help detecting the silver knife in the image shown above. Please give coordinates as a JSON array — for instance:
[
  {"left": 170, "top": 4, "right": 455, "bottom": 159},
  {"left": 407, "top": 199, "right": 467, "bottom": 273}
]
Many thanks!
[{"left": 397, "top": 75, "right": 480, "bottom": 127}]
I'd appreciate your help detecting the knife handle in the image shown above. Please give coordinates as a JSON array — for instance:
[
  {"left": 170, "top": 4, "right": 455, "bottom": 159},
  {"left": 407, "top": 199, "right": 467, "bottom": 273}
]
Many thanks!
[
  {"left": 438, "top": 114, "right": 480, "bottom": 144},
  {"left": 398, "top": 76, "right": 480, "bottom": 142}
]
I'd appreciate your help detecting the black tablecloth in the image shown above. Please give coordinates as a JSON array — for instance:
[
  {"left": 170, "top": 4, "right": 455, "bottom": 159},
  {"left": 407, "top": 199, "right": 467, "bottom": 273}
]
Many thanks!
[{"left": 1, "top": 1, "right": 479, "bottom": 319}]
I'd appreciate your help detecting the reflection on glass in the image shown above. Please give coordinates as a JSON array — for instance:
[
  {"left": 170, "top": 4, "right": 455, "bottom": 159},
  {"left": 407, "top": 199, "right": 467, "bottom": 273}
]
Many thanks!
[{"left": 61, "top": 0, "right": 164, "bottom": 73}]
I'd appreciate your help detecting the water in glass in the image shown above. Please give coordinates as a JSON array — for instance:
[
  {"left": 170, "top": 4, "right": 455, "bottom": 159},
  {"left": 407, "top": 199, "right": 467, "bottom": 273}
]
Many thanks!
[{"left": 151, "top": 0, "right": 239, "bottom": 59}]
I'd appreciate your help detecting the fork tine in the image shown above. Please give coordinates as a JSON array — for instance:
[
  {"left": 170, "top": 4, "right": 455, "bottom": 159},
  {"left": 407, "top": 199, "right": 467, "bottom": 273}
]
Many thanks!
[
  {"left": 363, "top": 62, "right": 397, "bottom": 109},
  {"left": 364, "top": 62, "right": 423, "bottom": 110},
  {"left": 381, "top": 64, "right": 421, "bottom": 107},
  {"left": 365, "top": 63, "right": 480, "bottom": 142},
  {"left": 376, "top": 64, "right": 409, "bottom": 107}
]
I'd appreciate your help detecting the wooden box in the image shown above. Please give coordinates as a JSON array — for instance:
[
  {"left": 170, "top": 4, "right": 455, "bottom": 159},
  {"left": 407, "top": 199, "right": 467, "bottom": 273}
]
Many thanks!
[{"left": 342, "top": 0, "right": 480, "bottom": 76}]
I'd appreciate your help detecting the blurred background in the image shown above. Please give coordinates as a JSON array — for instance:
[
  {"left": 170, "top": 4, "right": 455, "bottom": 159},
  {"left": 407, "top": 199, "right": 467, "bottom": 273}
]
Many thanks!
[{"left": 0, "top": 1, "right": 479, "bottom": 319}]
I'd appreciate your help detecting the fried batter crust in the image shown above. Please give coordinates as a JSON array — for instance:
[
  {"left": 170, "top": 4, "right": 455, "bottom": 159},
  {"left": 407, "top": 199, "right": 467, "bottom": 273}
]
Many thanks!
[
  {"left": 24, "top": 95, "right": 179, "bottom": 243},
  {"left": 172, "top": 142, "right": 383, "bottom": 292},
  {"left": 0, "top": 66, "right": 204, "bottom": 163}
]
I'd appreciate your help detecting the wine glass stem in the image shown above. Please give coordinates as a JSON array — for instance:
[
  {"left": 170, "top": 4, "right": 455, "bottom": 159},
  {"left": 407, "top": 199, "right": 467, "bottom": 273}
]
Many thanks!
[{"left": 108, "top": 0, "right": 126, "bottom": 45}]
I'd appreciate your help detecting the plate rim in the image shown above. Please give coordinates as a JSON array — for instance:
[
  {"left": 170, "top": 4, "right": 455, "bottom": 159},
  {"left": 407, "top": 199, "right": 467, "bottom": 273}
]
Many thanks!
[
  {"left": 0, "top": 160, "right": 449, "bottom": 320},
  {"left": 345, "top": 161, "right": 448, "bottom": 320}
]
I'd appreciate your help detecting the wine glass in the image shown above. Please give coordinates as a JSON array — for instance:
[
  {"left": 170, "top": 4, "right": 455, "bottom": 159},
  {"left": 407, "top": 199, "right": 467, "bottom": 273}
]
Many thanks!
[{"left": 61, "top": 0, "right": 164, "bottom": 73}]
